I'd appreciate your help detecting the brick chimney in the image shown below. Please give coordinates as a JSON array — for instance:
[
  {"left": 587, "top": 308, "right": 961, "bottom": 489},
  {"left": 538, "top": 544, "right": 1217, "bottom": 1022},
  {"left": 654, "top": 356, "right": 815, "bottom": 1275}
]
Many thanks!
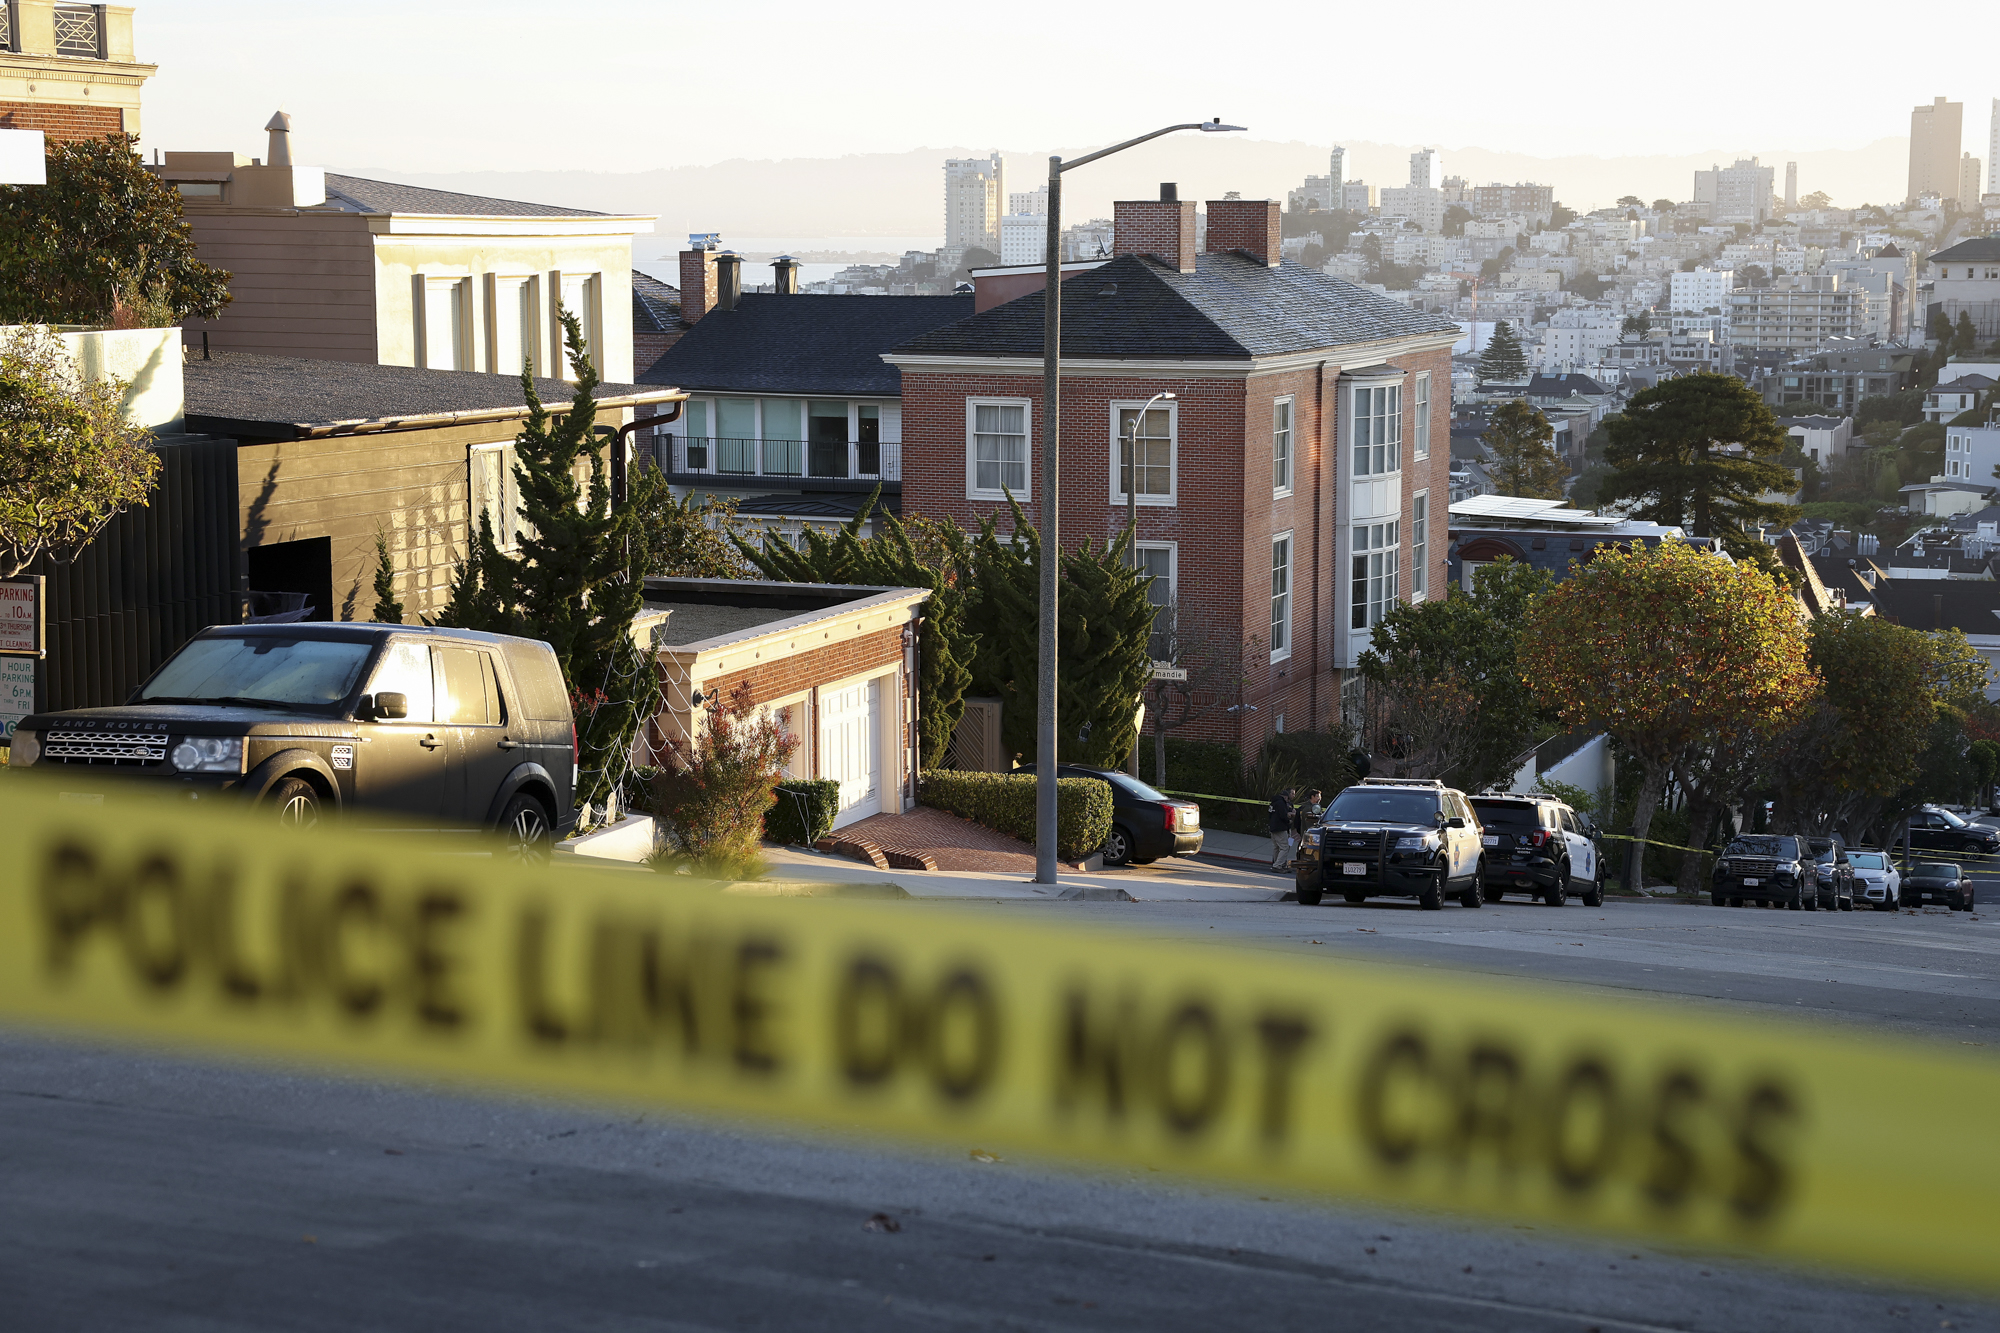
[
  {"left": 679, "top": 247, "right": 719, "bottom": 324},
  {"left": 1206, "top": 197, "right": 1282, "bottom": 267},
  {"left": 1114, "top": 183, "right": 1198, "bottom": 273}
]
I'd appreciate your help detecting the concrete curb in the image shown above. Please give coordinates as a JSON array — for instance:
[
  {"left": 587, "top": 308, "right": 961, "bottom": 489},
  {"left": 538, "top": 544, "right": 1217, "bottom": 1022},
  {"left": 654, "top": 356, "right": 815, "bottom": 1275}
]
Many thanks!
[{"left": 720, "top": 879, "right": 912, "bottom": 899}]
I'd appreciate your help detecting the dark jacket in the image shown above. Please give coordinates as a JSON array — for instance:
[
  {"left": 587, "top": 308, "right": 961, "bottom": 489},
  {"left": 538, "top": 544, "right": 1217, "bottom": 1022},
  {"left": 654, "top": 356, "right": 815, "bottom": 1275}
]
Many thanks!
[{"left": 1269, "top": 793, "right": 1294, "bottom": 834}]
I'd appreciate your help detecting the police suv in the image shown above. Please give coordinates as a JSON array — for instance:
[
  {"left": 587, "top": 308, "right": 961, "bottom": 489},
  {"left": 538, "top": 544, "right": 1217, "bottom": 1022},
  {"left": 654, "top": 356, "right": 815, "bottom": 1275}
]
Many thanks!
[{"left": 1295, "top": 777, "right": 1487, "bottom": 910}]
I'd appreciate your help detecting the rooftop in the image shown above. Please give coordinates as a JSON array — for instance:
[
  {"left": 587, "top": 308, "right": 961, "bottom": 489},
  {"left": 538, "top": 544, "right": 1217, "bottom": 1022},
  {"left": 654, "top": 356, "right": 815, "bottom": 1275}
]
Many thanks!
[
  {"left": 641, "top": 294, "right": 974, "bottom": 397},
  {"left": 317, "top": 174, "right": 607, "bottom": 218},
  {"left": 1447, "top": 495, "right": 1625, "bottom": 529},
  {"left": 632, "top": 272, "right": 682, "bottom": 335},
  {"left": 184, "top": 352, "right": 681, "bottom": 440},
  {"left": 1929, "top": 237, "right": 2000, "bottom": 265},
  {"left": 890, "top": 252, "right": 1458, "bottom": 362}
]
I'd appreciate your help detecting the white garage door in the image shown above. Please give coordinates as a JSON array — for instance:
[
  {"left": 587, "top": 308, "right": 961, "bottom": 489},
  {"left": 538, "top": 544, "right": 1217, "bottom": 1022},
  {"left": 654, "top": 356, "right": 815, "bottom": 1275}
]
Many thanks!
[{"left": 819, "top": 677, "right": 881, "bottom": 827}]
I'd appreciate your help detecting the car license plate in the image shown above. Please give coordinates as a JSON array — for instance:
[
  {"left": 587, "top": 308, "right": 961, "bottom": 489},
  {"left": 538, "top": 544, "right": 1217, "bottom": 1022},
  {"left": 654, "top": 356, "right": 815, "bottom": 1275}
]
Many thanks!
[
  {"left": 1342, "top": 862, "right": 1366, "bottom": 876},
  {"left": 1482, "top": 835, "right": 1499, "bottom": 847},
  {"left": 1743, "top": 877, "right": 1760, "bottom": 886}
]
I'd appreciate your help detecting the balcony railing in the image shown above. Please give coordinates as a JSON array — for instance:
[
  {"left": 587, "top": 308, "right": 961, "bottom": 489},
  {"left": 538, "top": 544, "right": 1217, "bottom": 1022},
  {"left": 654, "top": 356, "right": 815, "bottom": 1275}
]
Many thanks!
[
  {"left": 658, "top": 435, "right": 901, "bottom": 483},
  {"left": 53, "top": 5, "right": 103, "bottom": 58}
]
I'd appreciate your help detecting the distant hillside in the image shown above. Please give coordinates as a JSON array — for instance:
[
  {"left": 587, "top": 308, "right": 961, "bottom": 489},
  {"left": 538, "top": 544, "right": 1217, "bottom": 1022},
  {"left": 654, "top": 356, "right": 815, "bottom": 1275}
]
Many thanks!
[{"left": 349, "top": 136, "right": 1911, "bottom": 239}]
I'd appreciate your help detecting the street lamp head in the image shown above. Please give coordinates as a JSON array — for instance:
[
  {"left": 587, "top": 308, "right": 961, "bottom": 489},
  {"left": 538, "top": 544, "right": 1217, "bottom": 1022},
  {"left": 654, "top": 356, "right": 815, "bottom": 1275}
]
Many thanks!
[{"left": 1200, "top": 120, "right": 1248, "bottom": 133}]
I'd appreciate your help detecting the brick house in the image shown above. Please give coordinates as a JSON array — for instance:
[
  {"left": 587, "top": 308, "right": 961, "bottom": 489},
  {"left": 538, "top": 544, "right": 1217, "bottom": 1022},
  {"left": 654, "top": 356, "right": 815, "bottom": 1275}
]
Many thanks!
[
  {"left": 885, "top": 193, "right": 1460, "bottom": 761},
  {"left": 0, "top": 3, "right": 154, "bottom": 143}
]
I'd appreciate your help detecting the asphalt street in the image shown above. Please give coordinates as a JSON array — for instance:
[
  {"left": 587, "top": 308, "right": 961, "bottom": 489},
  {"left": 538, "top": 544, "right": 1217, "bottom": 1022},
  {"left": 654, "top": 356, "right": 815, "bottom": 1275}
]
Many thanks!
[{"left": 5, "top": 880, "right": 1999, "bottom": 1330}]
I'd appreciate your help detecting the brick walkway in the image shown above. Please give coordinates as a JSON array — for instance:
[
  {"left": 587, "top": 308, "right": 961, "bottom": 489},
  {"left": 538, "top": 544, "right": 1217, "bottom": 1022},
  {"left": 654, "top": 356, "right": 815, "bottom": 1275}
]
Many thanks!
[{"left": 838, "top": 806, "right": 1089, "bottom": 874}]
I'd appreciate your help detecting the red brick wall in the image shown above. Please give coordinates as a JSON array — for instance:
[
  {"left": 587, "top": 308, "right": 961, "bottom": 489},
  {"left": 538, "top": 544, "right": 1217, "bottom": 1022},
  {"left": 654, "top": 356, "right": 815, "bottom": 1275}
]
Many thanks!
[
  {"left": 633, "top": 329, "right": 681, "bottom": 376},
  {"left": 1205, "top": 199, "right": 1282, "bottom": 266},
  {"left": 1113, "top": 200, "right": 1197, "bottom": 273},
  {"left": 678, "top": 251, "right": 717, "bottom": 326},
  {"left": 0, "top": 101, "right": 123, "bottom": 142},
  {"left": 700, "top": 624, "right": 907, "bottom": 710}
]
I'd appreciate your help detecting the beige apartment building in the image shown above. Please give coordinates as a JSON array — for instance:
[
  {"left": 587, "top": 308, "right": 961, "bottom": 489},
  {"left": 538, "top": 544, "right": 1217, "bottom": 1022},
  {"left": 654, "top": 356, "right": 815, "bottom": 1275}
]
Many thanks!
[
  {"left": 1909, "top": 97, "right": 1965, "bottom": 205},
  {"left": 157, "top": 115, "right": 655, "bottom": 382},
  {"left": 0, "top": 2, "right": 152, "bottom": 140},
  {"left": 1730, "top": 274, "right": 1866, "bottom": 353}
]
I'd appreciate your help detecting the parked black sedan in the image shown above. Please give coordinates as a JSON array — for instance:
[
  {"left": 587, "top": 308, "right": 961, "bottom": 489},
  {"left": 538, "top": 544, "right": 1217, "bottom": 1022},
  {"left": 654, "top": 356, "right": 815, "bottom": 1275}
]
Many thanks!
[
  {"left": 1015, "top": 764, "right": 1202, "bottom": 866},
  {"left": 1902, "top": 862, "right": 1978, "bottom": 911},
  {"left": 1806, "top": 836, "right": 1856, "bottom": 911},
  {"left": 1908, "top": 806, "right": 2000, "bottom": 858}
]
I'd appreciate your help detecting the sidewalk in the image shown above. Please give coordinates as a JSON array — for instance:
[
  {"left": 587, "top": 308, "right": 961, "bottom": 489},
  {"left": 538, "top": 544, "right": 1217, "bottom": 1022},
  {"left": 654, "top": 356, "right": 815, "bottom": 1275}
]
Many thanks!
[{"left": 759, "top": 842, "right": 1286, "bottom": 903}]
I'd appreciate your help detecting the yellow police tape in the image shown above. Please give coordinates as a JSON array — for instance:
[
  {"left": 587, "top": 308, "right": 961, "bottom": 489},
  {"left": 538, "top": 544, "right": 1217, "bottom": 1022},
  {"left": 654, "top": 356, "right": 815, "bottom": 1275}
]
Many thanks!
[{"left": 3, "top": 779, "right": 1997, "bottom": 1290}]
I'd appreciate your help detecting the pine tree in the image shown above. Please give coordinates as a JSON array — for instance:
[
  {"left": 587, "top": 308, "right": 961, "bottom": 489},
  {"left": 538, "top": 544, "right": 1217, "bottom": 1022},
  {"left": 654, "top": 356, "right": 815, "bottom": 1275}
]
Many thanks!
[
  {"left": 734, "top": 492, "right": 976, "bottom": 769},
  {"left": 369, "top": 530, "right": 404, "bottom": 624},
  {"left": 1596, "top": 372, "right": 1799, "bottom": 565},
  {"left": 1476, "top": 320, "right": 1529, "bottom": 384},
  {"left": 1484, "top": 399, "right": 1569, "bottom": 500},
  {"left": 1955, "top": 311, "right": 1979, "bottom": 358}
]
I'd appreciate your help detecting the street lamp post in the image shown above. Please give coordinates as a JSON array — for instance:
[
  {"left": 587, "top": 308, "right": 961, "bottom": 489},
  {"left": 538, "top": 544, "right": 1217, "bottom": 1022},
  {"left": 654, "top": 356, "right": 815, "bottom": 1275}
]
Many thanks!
[{"left": 1034, "top": 120, "right": 1244, "bottom": 885}]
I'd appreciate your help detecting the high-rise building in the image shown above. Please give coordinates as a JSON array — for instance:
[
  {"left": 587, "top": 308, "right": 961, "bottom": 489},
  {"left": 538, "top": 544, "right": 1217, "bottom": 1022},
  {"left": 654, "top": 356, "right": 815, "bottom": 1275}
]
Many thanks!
[
  {"left": 1909, "top": 97, "right": 1964, "bottom": 204},
  {"left": 945, "top": 153, "right": 1005, "bottom": 253},
  {"left": 1409, "top": 148, "right": 1440, "bottom": 189},
  {"left": 1961, "top": 154, "right": 1984, "bottom": 208},
  {"left": 1990, "top": 100, "right": 2000, "bottom": 200},
  {"left": 1785, "top": 162, "right": 1798, "bottom": 207},
  {"left": 1008, "top": 186, "right": 1047, "bottom": 216},
  {"left": 1694, "top": 158, "right": 1775, "bottom": 225},
  {"left": 1328, "top": 146, "right": 1345, "bottom": 192}
]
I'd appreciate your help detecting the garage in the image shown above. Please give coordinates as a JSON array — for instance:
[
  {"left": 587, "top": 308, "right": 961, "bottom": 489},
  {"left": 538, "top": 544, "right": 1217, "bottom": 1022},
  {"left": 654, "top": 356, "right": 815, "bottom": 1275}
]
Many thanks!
[{"left": 818, "top": 676, "right": 882, "bottom": 827}]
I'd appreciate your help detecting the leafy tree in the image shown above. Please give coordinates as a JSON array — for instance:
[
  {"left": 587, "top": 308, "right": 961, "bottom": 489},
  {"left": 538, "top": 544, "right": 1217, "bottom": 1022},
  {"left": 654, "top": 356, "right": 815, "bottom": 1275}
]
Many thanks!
[
  {"left": 636, "top": 487, "right": 751, "bottom": 578},
  {"left": 370, "top": 531, "right": 403, "bottom": 624},
  {"left": 1597, "top": 372, "right": 1800, "bottom": 564},
  {"left": 972, "top": 496, "right": 1154, "bottom": 769},
  {"left": 1549, "top": 203, "right": 1577, "bottom": 229},
  {"left": 1478, "top": 246, "right": 1516, "bottom": 280},
  {"left": 1476, "top": 320, "right": 1529, "bottom": 384},
  {"left": 652, "top": 682, "right": 797, "bottom": 879},
  {"left": 0, "top": 324, "right": 159, "bottom": 578},
  {"left": 1568, "top": 272, "right": 1607, "bottom": 301},
  {"left": 1519, "top": 538, "right": 1816, "bottom": 892},
  {"left": 432, "top": 312, "right": 650, "bottom": 809},
  {"left": 1358, "top": 559, "right": 1554, "bottom": 794},
  {"left": 1617, "top": 195, "right": 1644, "bottom": 209},
  {"left": 1652, "top": 199, "right": 1676, "bottom": 213},
  {"left": 1442, "top": 205, "right": 1473, "bottom": 237},
  {"left": 1929, "top": 310, "right": 1955, "bottom": 346},
  {"left": 1484, "top": 399, "right": 1568, "bottom": 499},
  {"left": 735, "top": 495, "right": 975, "bottom": 770},
  {"left": 0, "top": 135, "right": 230, "bottom": 326},
  {"left": 1954, "top": 311, "right": 1979, "bottom": 357},
  {"left": 1620, "top": 312, "right": 1652, "bottom": 338},
  {"left": 1969, "top": 739, "right": 1999, "bottom": 806},
  {"left": 1738, "top": 263, "right": 1767, "bottom": 288},
  {"left": 1855, "top": 389, "right": 1926, "bottom": 429},
  {"left": 1143, "top": 597, "right": 1253, "bottom": 788},
  {"left": 1800, "top": 191, "right": 1832, "bottom": 209}
]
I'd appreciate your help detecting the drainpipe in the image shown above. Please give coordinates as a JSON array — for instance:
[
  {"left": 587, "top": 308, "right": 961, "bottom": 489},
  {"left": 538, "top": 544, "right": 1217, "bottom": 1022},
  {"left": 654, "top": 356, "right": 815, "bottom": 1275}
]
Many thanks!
[{"left": 612, "top": 401, "right": 686, "bottom": 509}]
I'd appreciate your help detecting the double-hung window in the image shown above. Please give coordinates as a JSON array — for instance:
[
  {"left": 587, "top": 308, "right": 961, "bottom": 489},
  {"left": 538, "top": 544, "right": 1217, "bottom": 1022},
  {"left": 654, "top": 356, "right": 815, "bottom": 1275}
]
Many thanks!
[
  {"left": 1351, "top": 521, "right": 1399, "bottom": 632},
  {"left": 1111, "top": 402, "right": 1175, "bottom": 505},
  {"left": 1414, "top": 373, "right": 1431, "bottom": 460},
  {"left": 1136, "top": 542, "right": 1175, "bottom": 660},
  {"left": 1271, "top": 533, "right": 1292, "bottom": 660},
  {"left": 969, "top": 400, "right": 1030, "bottom": 498},
  {"left": 1352, "top": 384, "right": 1402, "bottom": 476},
  {"left": 1273, "top": 397, "right": 1294, "bottom": 495},
  {"left": 1411, "top": 492, "right": 1429, "bottom": 601}
]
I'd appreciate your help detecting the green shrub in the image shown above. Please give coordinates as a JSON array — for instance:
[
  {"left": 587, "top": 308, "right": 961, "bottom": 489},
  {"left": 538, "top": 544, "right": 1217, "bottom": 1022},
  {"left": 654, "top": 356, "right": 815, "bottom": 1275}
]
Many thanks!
[
  {"left": 764, "top": 779, "right": 840, "bottom": 846},
  {"left": 1256, "top": 730, "right": 1356, "bottom": 805},
  {"left": 1161, "top": 737, "right": 1244, "bottom": 796},
  {"left": 917, "top": 770, "right": 1113, "bottom": 862}
]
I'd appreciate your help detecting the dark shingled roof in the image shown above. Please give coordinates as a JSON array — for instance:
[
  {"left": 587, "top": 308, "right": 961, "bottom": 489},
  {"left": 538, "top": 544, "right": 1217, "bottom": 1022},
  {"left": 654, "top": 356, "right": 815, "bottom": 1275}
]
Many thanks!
[
  {"left": 639, "top": 294, "right": 974, "bottom": 397},
  {"left": 319, "top": 174, "right": 606, "bottom": 218},
  {"left": 632, "top": 271, "right": 681, "bottom": 333},
  {"left": 894, "top": 252, "right": 1458, "bottom": 361},
  {"left": 1528, "top": 372, "right": 1609, "bottom": 397},
  {"left": 1929, "top": 236, "right": 2000, "bottom": 265},
  {"left": 184, "top": 352, "right": 677, "bottom": 439},
  {"left": 1871, "top": 577, "right": 2000, "bottom": 635},
  {"left": 733, "top": 493, "right": 876, "bottom": 520}
]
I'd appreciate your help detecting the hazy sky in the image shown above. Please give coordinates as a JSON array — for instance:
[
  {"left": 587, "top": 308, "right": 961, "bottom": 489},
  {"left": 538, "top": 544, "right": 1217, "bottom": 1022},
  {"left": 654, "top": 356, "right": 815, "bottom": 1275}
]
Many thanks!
[{"left": 143, "top": 0, "right": 1996, "bottom": 175}]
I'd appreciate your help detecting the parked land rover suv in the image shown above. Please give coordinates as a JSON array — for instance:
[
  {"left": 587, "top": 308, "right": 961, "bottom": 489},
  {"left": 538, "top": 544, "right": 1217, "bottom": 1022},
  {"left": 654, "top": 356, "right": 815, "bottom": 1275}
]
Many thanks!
[
  {"left": 1296, "top": 778, "right": 1486, "bottom": 910},
  {"left": 12, "top": 623, "right": 575, "bottom": 854}
]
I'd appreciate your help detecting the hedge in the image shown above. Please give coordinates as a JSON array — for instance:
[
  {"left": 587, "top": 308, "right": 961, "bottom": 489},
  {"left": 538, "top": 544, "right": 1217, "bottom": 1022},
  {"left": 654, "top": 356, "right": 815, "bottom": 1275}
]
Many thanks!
[
  {"left": 917, "top": 770, "right": 1113, "bottom": 862},
  {"left": 1161, "top": 737, "right": 1244, "bottom": 798},
  {"left": 763, "top": 779, "right": 841, "bottom": 846}
]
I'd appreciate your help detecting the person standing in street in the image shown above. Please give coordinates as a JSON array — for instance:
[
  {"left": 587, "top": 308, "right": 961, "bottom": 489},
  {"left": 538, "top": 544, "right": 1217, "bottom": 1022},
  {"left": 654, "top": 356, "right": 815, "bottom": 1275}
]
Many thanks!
[
  {"left": 1269, "top": 786, "right": 1297, "bottom": 870},
  {"left": 1294, "top": 789, "right": 1323, "bottom": 843}
]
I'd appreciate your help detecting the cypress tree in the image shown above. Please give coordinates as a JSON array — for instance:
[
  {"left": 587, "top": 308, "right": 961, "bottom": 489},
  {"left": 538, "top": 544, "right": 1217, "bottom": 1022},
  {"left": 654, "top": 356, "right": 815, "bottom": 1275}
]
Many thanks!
[
  {"left": 1484, "top": 399, "right": 1569, "bottom": 500},
  {"left": 1476, "top": 320, "right": 1529, "bottom": 384},
  {"left": 369, "top": 530, "right": 404, "bottom": 624}
]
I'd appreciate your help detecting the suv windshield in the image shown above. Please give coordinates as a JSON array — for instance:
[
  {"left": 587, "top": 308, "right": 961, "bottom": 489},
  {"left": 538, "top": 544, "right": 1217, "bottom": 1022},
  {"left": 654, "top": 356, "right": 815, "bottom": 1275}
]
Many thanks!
[
  {"left": 1726, "top": 836, "right": 1798, "bottom": 859},
  {"left": 139, "top": 635, "right": 373, "bottom": 708},
  {"left": 1470, "top": 800, "right": 1540, "bottom": 829},
  {"left": 1807, "top": 840, "right": 1840, "bottom": 861},
  {"left": 1935, "top": 808, "right": 1970, "bottom": 828},
  {"left": 1850, "top": 853, "right": 1886, "bottom": 869},
  {"left": 1325, "top": 787, "right": 1440, "bottom": 825},
  {"left": 1914, "top": 863, "right": 1962, "bottom": 879}
]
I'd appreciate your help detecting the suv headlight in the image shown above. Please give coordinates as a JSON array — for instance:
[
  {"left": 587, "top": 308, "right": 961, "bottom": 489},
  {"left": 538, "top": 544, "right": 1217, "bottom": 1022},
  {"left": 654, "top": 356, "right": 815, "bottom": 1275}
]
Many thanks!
[
  {"left": 1395, "top": 833, "right": 1440, "bottom": 851},
  {"left": 170, "top": 736, "right": 243, "bottom": 774},
  {"left": 8, "top": 730, "right": 38, "bottom": 767}
]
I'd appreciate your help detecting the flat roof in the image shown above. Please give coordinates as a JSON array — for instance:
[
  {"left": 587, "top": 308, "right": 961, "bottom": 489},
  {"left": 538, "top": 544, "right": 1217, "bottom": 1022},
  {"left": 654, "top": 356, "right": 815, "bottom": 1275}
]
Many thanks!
[{"left": 1447, "top": 495, "right": 1623, "bottom": 528}]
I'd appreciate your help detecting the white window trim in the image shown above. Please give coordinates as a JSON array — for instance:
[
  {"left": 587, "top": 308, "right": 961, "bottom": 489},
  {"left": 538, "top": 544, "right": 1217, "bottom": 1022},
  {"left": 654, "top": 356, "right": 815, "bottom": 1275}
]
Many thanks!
[
  {"left": 1135, "top": 540, "right": 1178, "bottom": 606},
  {"left": 1414, "top": 372, "right": 1431, "bottom": 460},
  {"left": 1272, "top": 395, "right": 1295, "bottom": 498},
  {"left": 1411, "top": 490, "right": 1430, "bottom": 604},
  {"left": 1271, "top": 530, "right": 1293, "bottom": 664},
  {"left": 966, "top": 397, "right": 1034, "bottom": 501},
  {"left": 1107, "top": 399, "right": 1179, "bottom": 507}
]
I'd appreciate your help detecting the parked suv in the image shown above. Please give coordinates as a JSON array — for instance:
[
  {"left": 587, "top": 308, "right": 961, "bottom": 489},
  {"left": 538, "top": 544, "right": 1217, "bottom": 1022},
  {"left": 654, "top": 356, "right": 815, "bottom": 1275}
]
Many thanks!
[
  {"left": 1710, "top": 834, "right": 1818, "bottom": 908},
  {"left": 1017, "top": 763, "right": 1201, "bottom": 866},
  {"left": 1296, "top": 778, "right": 1486, "bottom": 910},
  {"left": 1908, "top": 806, "right": 2000, "bottom": 857},
  {"left": 1806, "top": 836, "right": 1855, "bottom": 911},
  {"left": 12, "top": 623, "right": 576, "bottom": 855},
  {"left": 1846, "top": 849, "right": 1902, "bottom": 911},
  {"left": 1467, "top": 793, "right": 1603, "bottom": 907},
  {"left": 1903, "top": 862, "right": 1976, "bottom": 911}
]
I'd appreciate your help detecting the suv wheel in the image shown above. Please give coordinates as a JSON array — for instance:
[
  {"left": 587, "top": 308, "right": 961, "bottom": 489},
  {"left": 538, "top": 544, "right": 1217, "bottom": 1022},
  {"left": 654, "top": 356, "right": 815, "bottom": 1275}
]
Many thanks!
[
  {"left": 500, "top": 792, "right": 553, "bottom": 862},
  {"left": 269, "top": 775, "right": 321, "bottom": 828},
  {"left": 1418, "top": 879, "right": 1443, "bottom": 911},
  {"left": 1295, "top": 877, "right": 1324, "bottom": 906},
  {"left": 1545, "top": 862, "right": 1569, "bottom": 907},
  {"left": 1963, "top": 839, "right": 1984, "bottom": 855},
  {"left": 1102, "top": 825, "right": 1134, "bottom": 868},
  {"left": 1711, "top": 891, "right": 1726, "bottom": 906},
  {"left": 1460, "top": 863, "right": 1484, "bottom": 909}
]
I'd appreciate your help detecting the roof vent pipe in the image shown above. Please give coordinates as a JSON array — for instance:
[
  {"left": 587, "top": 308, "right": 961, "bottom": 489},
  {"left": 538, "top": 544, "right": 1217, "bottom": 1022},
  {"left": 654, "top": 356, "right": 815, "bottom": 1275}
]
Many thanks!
[
  {"left": 264, "top": 110, "right": 293, "bottom": 168},
  {"left": 715, "top": 252, "right": 742, "bottom": 312}
]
